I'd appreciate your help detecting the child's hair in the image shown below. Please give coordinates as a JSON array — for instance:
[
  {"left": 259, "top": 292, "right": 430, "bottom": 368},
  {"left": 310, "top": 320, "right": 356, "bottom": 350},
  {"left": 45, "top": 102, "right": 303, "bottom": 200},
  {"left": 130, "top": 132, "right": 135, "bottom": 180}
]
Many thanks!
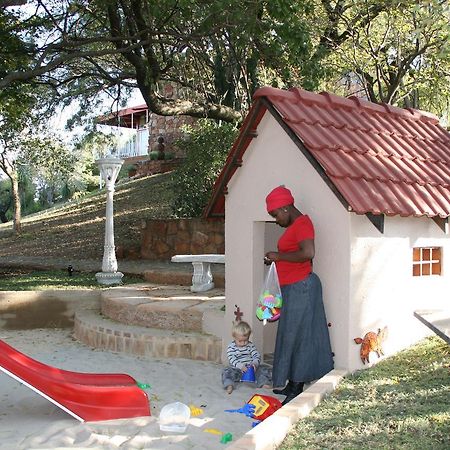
[{"left": 232, "top": 321, "right": 252, "bottom": 338}]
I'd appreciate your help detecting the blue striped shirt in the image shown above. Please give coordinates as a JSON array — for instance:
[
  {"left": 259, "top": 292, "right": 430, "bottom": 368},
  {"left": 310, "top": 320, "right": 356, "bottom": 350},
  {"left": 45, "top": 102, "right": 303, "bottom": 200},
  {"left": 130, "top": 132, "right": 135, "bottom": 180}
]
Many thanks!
[{"left": 227, "top": 341, "right": 261, "bottom": 370}]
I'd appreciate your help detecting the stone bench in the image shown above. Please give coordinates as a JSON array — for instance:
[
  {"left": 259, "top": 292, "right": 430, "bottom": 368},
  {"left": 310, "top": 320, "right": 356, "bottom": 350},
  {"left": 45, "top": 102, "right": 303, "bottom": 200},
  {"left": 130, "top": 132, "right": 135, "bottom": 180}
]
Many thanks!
[{"left": 171, "top": 254, "right": 225, "bottom": 292}]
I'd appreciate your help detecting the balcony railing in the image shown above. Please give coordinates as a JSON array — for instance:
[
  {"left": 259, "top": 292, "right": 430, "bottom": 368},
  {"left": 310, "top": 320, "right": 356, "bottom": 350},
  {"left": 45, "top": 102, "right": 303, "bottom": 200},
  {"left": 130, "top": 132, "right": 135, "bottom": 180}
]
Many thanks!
[{"left": 117, "top": 128, "right": 149, "bottom": 158}]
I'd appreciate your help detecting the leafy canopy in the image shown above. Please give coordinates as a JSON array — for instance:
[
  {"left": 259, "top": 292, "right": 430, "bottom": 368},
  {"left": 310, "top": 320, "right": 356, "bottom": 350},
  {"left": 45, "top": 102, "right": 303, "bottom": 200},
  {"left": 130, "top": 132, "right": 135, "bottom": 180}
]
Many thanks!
[{"left": 171, "top": 120, "right": 238, "bottom": 217}]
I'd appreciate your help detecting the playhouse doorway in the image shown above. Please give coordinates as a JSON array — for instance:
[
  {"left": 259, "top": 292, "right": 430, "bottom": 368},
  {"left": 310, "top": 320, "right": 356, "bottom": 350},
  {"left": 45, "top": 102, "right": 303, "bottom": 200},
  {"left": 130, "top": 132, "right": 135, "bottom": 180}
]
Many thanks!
[{"left": 262, "top": 221, "right": 284, "bottom": 360}]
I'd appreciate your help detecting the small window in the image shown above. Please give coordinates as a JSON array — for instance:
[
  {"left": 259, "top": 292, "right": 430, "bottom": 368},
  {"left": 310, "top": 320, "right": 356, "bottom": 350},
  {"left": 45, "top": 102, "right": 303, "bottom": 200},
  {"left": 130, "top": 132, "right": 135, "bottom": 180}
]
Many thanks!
[{"left": 412, "top": 247, "right": 442, "bottom": 276}]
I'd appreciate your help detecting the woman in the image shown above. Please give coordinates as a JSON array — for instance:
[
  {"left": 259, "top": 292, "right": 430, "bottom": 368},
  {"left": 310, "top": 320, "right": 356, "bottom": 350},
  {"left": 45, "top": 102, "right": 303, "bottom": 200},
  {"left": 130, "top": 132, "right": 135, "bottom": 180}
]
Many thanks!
[{"left": 265, "top": 185, "right": 333, "bottom": 405}]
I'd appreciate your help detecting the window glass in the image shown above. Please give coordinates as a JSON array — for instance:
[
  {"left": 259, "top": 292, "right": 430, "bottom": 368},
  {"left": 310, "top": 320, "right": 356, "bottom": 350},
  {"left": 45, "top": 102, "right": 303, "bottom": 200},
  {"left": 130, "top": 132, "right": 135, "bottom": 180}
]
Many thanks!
[{"left": 412, "top": 247, "right": 442, "bottom": 277}]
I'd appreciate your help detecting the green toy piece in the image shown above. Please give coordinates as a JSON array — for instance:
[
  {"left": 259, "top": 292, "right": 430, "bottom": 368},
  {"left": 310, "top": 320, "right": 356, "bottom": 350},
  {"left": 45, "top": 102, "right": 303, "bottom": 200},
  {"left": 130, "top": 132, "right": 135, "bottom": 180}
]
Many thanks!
[
  {"left": 220, "top": 432, "right": 233, "bottom": 443},
  {"left": 136, "top": 381, "right": 152, "bottom": 389}
]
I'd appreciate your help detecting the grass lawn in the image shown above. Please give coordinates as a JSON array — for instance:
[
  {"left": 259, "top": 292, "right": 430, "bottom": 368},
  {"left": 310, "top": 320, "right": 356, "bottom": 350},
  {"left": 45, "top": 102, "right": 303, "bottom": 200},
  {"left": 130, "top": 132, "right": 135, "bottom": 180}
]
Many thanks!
[
  {"left": 0, "top": 269, "right": 143, "bottom": 290},
  {"left": 280, "top": 336, "right": 449, "bottom": 450},
  {"left": 0, "top": 173, "right": 174, "bottom": 261}
]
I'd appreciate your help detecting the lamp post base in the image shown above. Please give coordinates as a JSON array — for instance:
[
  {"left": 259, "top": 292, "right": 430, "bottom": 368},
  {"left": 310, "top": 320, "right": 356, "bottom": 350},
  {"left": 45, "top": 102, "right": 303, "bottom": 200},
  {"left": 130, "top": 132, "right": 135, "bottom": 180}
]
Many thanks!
[{"left": 95, "top": 271, "right": 124, "bottom": 285}]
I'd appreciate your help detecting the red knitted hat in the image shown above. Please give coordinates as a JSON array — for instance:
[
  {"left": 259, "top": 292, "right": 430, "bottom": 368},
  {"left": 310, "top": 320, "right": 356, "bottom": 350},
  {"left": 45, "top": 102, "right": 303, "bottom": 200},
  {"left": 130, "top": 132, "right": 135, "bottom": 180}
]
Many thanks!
[{"left": 266, "top": 186, "right": 294, "bottom": 212}]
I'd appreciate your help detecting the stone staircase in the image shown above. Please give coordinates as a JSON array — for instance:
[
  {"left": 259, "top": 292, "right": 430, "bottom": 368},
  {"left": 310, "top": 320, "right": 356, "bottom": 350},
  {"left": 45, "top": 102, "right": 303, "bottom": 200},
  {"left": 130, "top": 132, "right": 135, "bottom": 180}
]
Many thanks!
[{"left": 74, "top": 282, "right": 226, "bottom": 363}]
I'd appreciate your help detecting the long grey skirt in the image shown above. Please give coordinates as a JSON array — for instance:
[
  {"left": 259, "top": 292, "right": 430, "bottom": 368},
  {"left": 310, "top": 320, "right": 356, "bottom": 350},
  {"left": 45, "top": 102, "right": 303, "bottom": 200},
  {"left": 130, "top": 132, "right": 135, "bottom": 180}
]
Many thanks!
[{"left": 272, "top": 272, "right": 334, "bottom": 387}]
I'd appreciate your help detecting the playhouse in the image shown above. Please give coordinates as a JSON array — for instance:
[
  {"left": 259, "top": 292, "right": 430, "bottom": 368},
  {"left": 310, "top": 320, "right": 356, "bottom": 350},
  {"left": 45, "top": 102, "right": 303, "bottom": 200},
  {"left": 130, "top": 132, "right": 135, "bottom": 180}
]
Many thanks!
[{"left": 205, "top": 87, "right": 450, "bottom": 372}]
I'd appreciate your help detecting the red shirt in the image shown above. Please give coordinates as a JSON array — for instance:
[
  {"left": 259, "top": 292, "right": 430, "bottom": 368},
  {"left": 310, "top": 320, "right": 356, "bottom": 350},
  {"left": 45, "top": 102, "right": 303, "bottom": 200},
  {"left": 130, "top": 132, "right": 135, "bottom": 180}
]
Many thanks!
[{"left": 276, "top": 215, "right": 314, "bottom": 286}]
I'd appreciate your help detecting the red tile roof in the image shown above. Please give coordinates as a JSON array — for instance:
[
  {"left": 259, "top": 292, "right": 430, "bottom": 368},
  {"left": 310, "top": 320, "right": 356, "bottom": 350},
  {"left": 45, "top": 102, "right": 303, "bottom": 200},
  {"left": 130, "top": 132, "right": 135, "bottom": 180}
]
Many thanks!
[
  {"left": 96, "top": 104, "right": 148, "bottom": 127},
  {"left": 205, "top": 87, "right": 450, "bottom": 219}
]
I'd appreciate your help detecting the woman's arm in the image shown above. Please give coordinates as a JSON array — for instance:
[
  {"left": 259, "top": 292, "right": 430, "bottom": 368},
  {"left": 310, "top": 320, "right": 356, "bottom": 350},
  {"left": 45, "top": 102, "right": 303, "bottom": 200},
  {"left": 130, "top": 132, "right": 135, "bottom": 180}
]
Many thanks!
[{"left": 265, "top": 239, "right": 315, "bottom": 263}]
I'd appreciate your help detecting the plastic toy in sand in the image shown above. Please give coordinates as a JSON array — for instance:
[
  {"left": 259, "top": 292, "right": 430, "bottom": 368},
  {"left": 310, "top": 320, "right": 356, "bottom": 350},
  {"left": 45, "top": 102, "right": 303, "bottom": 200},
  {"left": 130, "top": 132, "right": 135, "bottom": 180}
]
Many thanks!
[
  {"left": 189, "top": 404, "right": 203, "bottom": 416},
  {"left": 220, "top": 432, "right": 233, "bottom": 444},
  {"left": 203, "top": 428, "right": 233, "bottom": 444},
  {"left": 224, "top": 403, "right": 255, "bottom": 418},
  {"left": 240, "top": 365, "right": 256, "bottom": 383},
  {"left": 247, "top": 394, "right": 282, "bottom": 421},
  {"left": 204, "top": 428, "right": 223, "bottom": 435},
  {"left": 159, "top": 402, "right": 191, "bottom": 433},
  {"left": 225, "top": 394, "right": 282, "bottom": 422}
]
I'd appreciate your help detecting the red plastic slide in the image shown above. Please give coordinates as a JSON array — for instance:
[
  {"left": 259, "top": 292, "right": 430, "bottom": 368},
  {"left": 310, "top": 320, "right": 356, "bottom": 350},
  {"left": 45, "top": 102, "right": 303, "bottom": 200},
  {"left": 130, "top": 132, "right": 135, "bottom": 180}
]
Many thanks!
[{"left": 0, "top": 339, "right": 151, "bottom": 422}]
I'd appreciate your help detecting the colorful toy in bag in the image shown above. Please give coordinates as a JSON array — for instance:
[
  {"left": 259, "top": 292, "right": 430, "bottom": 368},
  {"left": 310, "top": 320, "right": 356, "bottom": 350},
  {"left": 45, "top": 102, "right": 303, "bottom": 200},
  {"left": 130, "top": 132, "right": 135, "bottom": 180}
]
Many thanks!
[{"left": 256, "top": 262, "right": 283, "bottom": 324}]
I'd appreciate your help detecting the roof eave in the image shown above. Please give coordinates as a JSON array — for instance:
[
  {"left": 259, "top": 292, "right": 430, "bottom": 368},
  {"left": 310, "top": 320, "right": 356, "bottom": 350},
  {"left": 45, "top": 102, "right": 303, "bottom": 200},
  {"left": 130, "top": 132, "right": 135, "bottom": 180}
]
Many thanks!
[{"left": 203, "top": 99, "right": 267, "bottom": 218}]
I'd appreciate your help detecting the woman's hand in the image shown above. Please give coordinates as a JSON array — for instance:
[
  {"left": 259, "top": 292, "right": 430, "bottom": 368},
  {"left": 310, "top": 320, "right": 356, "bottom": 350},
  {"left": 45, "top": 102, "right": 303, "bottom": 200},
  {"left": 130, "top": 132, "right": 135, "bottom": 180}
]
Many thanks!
[
  {"left": 264, "top": 252, "right": 279, "bottom": 264},
  {"left": 265, "top": 240, "right": 315, "bottom": 264}
]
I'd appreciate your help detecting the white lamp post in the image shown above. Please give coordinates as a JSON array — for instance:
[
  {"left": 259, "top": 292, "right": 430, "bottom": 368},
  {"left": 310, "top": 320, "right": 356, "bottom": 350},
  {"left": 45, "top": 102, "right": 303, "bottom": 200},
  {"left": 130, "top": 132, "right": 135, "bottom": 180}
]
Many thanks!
[{"left": 95, "top": 155, "right": 124, "bottom": 285}]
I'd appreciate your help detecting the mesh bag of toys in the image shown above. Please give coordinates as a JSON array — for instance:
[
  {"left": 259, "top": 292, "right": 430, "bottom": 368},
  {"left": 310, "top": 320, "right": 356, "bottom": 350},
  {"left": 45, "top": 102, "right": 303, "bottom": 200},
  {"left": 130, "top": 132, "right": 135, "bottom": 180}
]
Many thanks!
[{"left": 256, "top": 262, "right": 283, "bottom": 325}]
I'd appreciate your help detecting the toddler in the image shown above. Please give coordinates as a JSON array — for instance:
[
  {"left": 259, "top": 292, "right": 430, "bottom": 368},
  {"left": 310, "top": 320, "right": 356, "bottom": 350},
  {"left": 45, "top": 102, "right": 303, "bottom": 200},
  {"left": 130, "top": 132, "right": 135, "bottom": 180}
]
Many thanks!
[{"left": 222, "top": 321, "right": 272, "bottom": 394}]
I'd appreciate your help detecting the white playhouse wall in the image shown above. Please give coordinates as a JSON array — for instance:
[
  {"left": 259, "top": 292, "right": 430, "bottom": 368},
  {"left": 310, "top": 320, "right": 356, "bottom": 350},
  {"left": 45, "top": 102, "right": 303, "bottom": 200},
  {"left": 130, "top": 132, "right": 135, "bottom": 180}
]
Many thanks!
[
  {"left": 224, "top": 113, "right": 352, "bottom": 369},
  {"left": 348, "top": 214, "right": 449, "bottom": 371}
]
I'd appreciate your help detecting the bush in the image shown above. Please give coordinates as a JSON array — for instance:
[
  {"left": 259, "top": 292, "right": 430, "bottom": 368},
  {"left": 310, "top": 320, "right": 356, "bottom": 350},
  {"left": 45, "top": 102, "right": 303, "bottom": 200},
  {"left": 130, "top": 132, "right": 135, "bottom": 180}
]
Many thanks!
[
  {"left": 149, "top": 151, "right": 174, "bottom": 161},
  {"left": 118, "top": 163, "right": 137, "bottom": 179},
  {"left": 171, "top": 120, "right": 238, "bottom": 217}
]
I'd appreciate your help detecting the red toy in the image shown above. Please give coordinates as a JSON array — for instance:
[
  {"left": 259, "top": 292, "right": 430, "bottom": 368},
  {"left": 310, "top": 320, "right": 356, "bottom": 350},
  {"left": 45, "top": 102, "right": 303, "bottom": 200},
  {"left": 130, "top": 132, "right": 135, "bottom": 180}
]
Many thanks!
[{"left": 247, "top": 394, "right": 282, "bottom": 421}]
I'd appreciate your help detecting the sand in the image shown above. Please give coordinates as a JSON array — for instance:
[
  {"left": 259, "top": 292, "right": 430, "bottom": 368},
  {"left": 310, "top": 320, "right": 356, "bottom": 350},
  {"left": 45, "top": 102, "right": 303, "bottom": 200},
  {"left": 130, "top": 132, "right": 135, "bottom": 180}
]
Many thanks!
[{"left": 0, "top": 328, "right": 279, "bottom": 449}]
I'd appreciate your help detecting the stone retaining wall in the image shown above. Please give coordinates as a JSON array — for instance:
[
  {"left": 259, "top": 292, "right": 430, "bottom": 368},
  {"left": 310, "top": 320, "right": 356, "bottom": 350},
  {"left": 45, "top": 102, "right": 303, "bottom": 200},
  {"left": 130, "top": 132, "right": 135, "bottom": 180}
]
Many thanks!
[
  {"left": 74, "top": 310, "right": 222, "bottom": 362},
  {"left": 140, "top": 218, "right": 224, "bottom": 260},
  {"left": 133, "top": 159, "right": 182, "bottom": 177}
]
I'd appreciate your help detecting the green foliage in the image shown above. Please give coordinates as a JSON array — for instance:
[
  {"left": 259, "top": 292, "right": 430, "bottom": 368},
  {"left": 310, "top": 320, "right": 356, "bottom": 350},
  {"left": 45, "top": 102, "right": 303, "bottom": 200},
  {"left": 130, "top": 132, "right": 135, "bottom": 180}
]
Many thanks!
[
  {"left": 320, "top": 0, "right": 450, "bottom": 119},
  {"left": 280, "top": 336, "right": 450, "bottom": 449},
  {"left": 71, "top": 130, "right": 113, "bottom": 193},
  {"left": 118, "top": 163, "right": 137, "bottom": 179},
  {"left": 171, "top": 120, "right": 238, "bottom": 217},
  {"left": 23, "top": 134, "right": 77, "bottom": 206},
  {"left": 0, "top": 179, "right": 12, "bottom": 222},
  {"left": 148, "top": 151, "right": 174, "bottom": 161}
]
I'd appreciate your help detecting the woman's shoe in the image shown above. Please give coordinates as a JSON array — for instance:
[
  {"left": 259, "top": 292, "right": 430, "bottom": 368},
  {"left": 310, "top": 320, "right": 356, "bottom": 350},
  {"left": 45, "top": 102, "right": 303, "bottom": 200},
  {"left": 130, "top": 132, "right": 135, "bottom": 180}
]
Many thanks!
[
  {"left": 281, "top": 382, "right": 304, "bottom": 406},
  {"left": 273, "top": 380, "right": 295, "bottom": 396}
]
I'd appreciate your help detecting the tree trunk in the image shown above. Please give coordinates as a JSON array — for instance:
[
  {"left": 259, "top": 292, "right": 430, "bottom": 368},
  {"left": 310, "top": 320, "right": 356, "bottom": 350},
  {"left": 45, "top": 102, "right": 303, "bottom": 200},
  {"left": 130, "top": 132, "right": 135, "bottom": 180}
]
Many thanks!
[{"left": 10, "top": 172, "right": 21, "bottom": 234}]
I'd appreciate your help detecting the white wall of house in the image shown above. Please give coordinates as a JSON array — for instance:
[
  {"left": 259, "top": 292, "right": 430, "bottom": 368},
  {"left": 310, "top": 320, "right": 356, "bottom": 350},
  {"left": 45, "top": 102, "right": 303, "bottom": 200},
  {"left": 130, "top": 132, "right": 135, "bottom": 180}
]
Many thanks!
[
  {"left": 347, "top": 214, "right": 449, "bottom": 371},
  {"left": 225, "top": 113, "right": 351, "bottom": 368},
  {"left": 224, "top": 111, "right": 449, "bottom": 373}
]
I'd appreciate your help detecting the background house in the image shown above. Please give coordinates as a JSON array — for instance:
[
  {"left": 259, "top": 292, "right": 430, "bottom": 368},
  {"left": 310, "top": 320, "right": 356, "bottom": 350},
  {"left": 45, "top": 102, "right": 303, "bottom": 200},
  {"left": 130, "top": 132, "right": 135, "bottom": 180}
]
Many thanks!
[
  {"left": 96, "top": 84, "right": 196, "bottom": 161},
  {"left": 205, "top": 87, "right": 450, "bottom": 372}
]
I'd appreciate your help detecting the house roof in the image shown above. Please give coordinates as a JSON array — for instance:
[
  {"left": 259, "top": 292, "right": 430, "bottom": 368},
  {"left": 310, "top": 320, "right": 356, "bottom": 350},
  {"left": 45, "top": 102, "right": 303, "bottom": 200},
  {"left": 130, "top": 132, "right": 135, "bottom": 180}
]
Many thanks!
[
  {"left": 204, "top": 87, "right": 450, "bottom": 219},
  {"left": 96, "top": 104, "right": 148, "bottom": 128}
]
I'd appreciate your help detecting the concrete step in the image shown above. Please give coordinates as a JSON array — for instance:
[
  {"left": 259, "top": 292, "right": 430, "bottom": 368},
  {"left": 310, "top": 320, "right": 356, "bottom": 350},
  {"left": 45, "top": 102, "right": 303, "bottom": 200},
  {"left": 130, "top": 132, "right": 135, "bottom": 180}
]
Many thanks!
[
  {"left": 143, "top": 268, "right": 225, "bottom": 288},
  {"left": 100, "top": 284, "right": 225, "bottom": 332},
  {"left": 142, "top": 269, "right": 192, "bottom": 286},
  {"left": 74, "top": 308, "right": 222, "bottom": 363}
]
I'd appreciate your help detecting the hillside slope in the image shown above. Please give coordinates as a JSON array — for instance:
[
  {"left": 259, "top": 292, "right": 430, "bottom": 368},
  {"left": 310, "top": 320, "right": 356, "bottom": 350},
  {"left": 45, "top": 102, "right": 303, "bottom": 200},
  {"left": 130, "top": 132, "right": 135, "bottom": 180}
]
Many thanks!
[{"left": 0, "top": 173, "right": 174, "bottom": 260}]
